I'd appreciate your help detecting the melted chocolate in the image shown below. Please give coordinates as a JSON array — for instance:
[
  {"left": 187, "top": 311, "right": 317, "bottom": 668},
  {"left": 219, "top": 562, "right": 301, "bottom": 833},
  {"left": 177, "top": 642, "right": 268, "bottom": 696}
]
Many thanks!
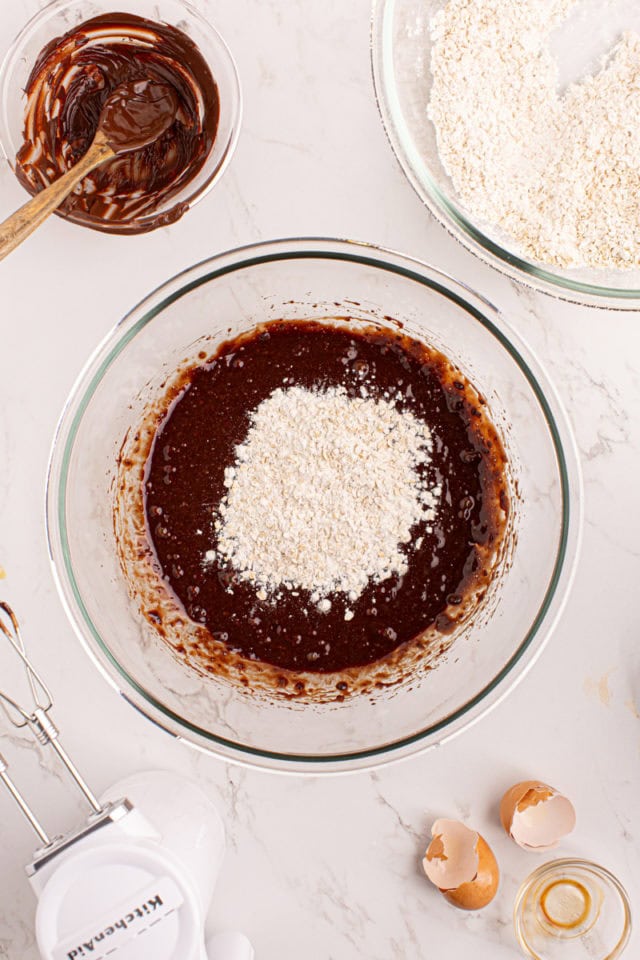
[
  {"left": 15, "top": 14, "right": 219, "bottom": 233},
  {"left": 98, "top": 80, "right": 177, "bottom": 153},
  {"left": 144, "top": 322, "right": 509, "bottom": 675}
]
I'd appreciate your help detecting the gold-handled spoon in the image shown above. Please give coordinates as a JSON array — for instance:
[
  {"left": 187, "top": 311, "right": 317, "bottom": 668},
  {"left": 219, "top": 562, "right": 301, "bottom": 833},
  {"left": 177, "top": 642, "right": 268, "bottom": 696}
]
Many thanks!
[{"left": 0, "top": 78, "right": 177, "bottom": 261}]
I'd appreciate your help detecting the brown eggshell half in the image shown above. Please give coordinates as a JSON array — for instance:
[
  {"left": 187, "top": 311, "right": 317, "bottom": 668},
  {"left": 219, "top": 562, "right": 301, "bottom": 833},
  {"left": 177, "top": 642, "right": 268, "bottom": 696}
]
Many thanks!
[
  {"left": 500, "top": 780, "right": 576, "bottom": 851},
  {"left": 422, "top": 819, "right": 499, "bottom": 911}
]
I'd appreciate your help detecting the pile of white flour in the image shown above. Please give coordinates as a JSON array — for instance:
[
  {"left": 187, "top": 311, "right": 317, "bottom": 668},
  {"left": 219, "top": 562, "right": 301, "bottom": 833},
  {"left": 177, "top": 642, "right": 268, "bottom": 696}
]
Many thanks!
[
  {"left": 428, "top": 0, "right": 640, "bottom": 269},
  {"left": 212, "top": 385, "right": 440, "bottom": 603}
]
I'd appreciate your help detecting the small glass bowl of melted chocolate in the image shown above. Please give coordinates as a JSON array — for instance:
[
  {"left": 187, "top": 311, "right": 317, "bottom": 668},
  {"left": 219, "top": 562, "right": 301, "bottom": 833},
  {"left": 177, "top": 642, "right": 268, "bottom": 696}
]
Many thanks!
[
  {"left": 0, "top": 0, "right": 241, "bottom": 233},
  {"left": 47, "top": 241, "right": 581, "bottom": 771}
]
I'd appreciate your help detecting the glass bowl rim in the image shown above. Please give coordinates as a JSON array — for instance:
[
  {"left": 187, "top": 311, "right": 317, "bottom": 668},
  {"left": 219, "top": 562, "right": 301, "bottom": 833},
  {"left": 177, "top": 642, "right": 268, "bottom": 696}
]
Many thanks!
[
  {"left": 370, "top": 0, "right": 640, "bottom": 311},
  {"left": 0, "top": 0, "right": 243, "bottom": 229},
  {"left": 45, "top": 237, "right": 583, "bottom": 773}
]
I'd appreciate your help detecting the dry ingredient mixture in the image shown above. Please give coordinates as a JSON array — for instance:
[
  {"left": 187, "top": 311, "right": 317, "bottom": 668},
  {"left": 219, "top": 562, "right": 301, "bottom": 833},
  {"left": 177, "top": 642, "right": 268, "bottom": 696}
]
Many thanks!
[
  {"left": 142, "top": 321, "right": 509, "bottom": 675},
  {"left": 214, "top": 385, "right": 440, "bottom": 603},
  {"left": 429, "top": 0, "right": 640, "bottom": 270}
]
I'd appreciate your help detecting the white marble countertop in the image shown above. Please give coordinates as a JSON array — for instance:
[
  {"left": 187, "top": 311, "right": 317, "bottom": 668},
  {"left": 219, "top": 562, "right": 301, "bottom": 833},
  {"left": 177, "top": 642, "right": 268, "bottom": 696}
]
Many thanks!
[{"left": 0, "top": 1, "right": 638, "bottom": 957}]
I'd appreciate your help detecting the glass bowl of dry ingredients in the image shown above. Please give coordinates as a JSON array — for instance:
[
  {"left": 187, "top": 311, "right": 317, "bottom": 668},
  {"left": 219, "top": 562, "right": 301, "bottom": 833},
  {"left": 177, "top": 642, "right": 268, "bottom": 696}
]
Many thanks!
[
  {"left": 372, "top": 0, "right": 640, "bottom": 309},
  {"left": 0, "top": 0, "right": 241, "bottom": 233},
  {"left": 47, "top": 239, "right": 582, "bottom": 773}
]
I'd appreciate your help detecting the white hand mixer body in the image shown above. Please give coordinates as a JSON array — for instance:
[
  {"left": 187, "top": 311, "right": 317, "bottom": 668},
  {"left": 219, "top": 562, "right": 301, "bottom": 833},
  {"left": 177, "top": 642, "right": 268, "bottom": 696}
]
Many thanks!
[{"left": 0, "top": 604, "right": 254, "bottom": 960}]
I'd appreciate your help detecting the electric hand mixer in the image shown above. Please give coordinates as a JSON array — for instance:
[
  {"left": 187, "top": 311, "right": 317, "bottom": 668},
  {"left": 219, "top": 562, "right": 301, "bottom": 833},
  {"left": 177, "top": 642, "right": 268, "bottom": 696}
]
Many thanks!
[{"left": 0, "top": 602, "right": 254, "bottom": 960}]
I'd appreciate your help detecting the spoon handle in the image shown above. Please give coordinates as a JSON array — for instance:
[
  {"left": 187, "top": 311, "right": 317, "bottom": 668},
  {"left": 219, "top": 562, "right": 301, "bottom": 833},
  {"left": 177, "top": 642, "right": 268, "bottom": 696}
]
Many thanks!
[{"left": 0, "top": 136, "right": 115, "bottom": 262}]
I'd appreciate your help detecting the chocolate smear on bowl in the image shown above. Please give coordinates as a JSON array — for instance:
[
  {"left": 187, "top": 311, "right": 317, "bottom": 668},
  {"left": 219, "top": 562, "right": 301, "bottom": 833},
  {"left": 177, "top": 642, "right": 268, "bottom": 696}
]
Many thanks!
[{"left": 15, "top": 13, "right": 219, "bottom": 233}]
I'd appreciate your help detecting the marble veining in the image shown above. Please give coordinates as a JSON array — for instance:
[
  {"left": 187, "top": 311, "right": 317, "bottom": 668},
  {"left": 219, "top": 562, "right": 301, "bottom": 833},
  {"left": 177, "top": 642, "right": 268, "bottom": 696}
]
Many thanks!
[{"left": 0, "top": 1, "right": 638, "bottom": 958}]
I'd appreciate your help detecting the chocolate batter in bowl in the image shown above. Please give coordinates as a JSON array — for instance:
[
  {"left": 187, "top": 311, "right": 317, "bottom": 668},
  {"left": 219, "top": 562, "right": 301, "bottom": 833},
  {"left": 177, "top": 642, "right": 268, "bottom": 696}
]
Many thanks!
[
  {"left": 46, "top": 240, "right": 582, "bottom": 773},
  {"left": 0, "top": 0, "right": 241, "bottom": 233},
  {"left": 137, "top": 321, "right": 510, "bottom": 686}
]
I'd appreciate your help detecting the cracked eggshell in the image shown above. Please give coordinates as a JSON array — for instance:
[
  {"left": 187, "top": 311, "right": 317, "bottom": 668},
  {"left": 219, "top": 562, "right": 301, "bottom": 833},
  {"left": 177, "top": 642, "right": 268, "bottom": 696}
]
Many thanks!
[
  {"left": 422, "top": 818, "right": 499, "bottom": 910},
  {"left": 500, "top": 780, "right": 576, "bottom": 851}
]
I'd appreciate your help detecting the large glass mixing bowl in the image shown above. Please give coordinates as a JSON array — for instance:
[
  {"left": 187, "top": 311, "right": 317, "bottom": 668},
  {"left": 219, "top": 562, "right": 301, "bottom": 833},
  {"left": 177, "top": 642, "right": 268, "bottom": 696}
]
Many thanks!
[
  {"left": 372, "top": 0, "right": 640, "bottom": 309},
  {"left": 46, "top": 239, "right": 582, "bottom": 773}
]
